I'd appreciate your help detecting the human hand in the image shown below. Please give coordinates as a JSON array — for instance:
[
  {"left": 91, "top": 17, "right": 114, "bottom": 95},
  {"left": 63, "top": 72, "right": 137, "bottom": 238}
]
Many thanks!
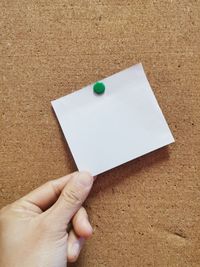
[{"left": 0, "top": 171, "right": 94, "bottom": 267}]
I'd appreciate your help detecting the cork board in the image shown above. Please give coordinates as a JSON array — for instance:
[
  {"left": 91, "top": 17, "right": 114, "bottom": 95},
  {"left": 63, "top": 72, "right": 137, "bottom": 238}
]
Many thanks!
[{"left": 1, "top": 1, "right": 200, "bottom": 266}]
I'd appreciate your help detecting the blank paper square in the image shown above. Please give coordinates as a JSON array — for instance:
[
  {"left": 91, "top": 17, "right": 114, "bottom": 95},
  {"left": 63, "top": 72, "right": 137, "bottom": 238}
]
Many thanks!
[{"left": 51, "top": 63, "right": 174, "bottom": 176}]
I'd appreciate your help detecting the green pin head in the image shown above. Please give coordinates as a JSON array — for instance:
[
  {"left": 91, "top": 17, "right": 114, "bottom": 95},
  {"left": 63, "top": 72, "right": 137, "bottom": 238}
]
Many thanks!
[{"left": 93, "top": 82, "right": 105, "bottom": 95}]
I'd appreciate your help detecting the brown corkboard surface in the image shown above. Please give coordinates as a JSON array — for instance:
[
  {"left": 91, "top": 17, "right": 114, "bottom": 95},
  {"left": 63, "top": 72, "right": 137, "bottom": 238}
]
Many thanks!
[{"left": 1, "top": 1, "right": 200, "bottom": 266}]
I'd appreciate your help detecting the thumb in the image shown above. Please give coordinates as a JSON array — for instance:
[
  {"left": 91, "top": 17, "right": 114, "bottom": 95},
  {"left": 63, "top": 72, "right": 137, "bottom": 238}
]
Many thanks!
[{"left": 46, "top": 171, "right": 93, "bottom": 225}]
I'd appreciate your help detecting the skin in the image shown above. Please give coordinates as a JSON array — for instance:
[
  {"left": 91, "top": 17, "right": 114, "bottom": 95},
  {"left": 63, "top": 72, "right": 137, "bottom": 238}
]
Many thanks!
[{"left": 0, "top": 171, "right": 94, "bottom": 267}]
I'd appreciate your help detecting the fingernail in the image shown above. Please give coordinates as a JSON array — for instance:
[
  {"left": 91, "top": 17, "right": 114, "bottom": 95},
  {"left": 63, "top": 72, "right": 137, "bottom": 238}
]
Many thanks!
[
  {"left": 86, "top": 223, "right": 93, "bottom": 235},
  {"left": 72, "top": 242, "right": 80, "bottom": 256},
  {"left": 83, "top": 217, "right": 93, "bottom": 234},
  {"left": 76, "top": 171, "right": 93, "bottom": 187}
]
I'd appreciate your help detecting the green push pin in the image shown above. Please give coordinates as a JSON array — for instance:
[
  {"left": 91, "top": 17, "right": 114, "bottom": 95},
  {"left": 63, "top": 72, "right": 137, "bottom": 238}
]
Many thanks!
[{"left": 93, "top": 82, "right": 105, "bottom": 95}]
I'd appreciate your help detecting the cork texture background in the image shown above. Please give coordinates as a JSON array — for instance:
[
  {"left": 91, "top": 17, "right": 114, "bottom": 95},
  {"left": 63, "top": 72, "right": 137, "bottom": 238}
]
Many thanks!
[{"left": 1, "top": 1, "right": 200, "bottom": 266}]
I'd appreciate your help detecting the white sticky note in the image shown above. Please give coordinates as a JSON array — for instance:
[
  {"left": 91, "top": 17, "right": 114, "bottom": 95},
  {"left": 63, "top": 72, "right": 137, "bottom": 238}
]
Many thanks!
[{"left": 52, "top": 63, "right": 174, "bottom": 176}]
